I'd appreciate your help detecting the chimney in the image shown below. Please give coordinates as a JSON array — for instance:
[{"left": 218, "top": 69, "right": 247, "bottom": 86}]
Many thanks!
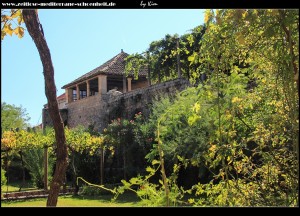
[{"left": 121, "top": 49, "right": 123, "bottom": 53}]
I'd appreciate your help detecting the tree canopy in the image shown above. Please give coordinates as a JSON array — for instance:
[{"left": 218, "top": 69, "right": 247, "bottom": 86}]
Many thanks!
[
  {"left": 1, "top": 102, "right": 30, "bottom": 132},
  {"left": 125, "top": 25, "right": 206, "bottom": 83}
]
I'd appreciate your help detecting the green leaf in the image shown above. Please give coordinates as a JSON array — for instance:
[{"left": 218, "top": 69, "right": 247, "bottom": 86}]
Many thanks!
[
  {"left": 192, "top": 102, "right": 201, "bottom": 113},
  {"left": 159, "top": 179, "right": 164, "bottom": 186},
  {"left": 188, "top": 114, "right": 201, "bottom": 126},
  {"left": 146, "top": 166, "right": 155, "bottom": 173},
  {"left": 188, "top": 54, "right": 195, "bottom": 62},
  {"left": 129, "top": 177, "right": 140, "bottom": 184},
  {"left": 151, "top": 159, "right": 160, "bottom": 165}
]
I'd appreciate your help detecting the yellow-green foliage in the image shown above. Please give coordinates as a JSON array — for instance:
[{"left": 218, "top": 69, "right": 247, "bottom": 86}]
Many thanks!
[{"left": 1, "top": 127, "right": 105, "bottom": 155}]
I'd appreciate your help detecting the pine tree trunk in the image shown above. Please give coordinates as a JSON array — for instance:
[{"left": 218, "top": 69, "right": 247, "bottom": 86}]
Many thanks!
[
  {"left": 19, "top": 151, "right": 26, "bottom": 192},
  {"left": 22, "top": 10, "right": 68, "bottom": 207}
]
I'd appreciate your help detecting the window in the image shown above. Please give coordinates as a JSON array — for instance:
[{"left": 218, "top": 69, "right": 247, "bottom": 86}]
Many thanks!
[
  {"left": 80, "top": 90, "right": 87, "bottom": 99},
  {"left": 72, "top": 89, "right": 77, "bottom": 101}
]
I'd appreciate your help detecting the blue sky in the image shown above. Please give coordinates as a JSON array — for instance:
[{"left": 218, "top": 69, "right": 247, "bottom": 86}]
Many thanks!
[{"left": 1, "top": 9, "right": 204, "bottom": 127}]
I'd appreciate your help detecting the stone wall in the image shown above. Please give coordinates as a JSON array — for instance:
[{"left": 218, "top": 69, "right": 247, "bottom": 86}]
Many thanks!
[
  {"left": 106, "top": 78, "right": 190, "bottom": 121},
  {"left": 66, "top": 94, "right": 107, "bottom": 130},
  {"left": 43, "top": 78, "right": 190, "bottom": 132},
  {"left": 42, "top": 108, "right": 68, "bottom": 128},
  {"left": 131, "top": 80, "right": 148, "bottom": 91}
]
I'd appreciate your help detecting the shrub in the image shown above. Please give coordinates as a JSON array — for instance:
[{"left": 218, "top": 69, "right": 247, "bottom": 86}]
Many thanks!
[
  {"left": 1, "top": 166, "right": 7, "bottom": 198},
  {"left": 23, "top": 148, "right": 54, "bottom": 189},
  {"left": 1, "top": 167, "right": 7, "bottom": 187}
]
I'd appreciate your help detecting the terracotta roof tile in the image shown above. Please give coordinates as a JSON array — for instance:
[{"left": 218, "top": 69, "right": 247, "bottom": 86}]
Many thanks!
[
  {"left": 57, "top": 93, "right": 66, "bottom": 100},
  {"left": 43, "top": 93, "right": 66, "bottom": 108},
  {"left": 62, "top": 51, "right": 147, "bottom": 89}
]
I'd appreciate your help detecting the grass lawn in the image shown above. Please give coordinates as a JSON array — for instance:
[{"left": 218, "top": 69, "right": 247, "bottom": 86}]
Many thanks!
[
  {"left": 2, "top": 181, "right": 75, "bottom": 193},
  {"left": 2, "top": 181, "right": 36, "bottom": 193},
  {"left": 1, "top": 193, "right": 141, "bottom": 207}
]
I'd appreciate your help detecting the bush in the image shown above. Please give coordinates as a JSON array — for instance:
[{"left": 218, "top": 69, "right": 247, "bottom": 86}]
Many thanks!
[
  {"left": 23, "top": 148, "right": 54, "bottom": 189},
  {"left": 1, "top": 167, "right": 7, "bottom": 187},
  {"left": 1, "top": 167, "right": 7, "bottom": 198},
  {"left": 103, "top": 115, "right": 149, "bottom": 181}
]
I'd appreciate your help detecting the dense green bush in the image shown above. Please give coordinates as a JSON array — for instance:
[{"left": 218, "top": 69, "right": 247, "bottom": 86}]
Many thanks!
[
  {"left": 23, "top": 148, "right": 54, "bottom": 189},
  {"left": 1, "top": 167, "right": 7, "bottom": 187},
  {"left": 1, "top": 166, "right": 7, "bottom": 198},
  {"left": 103, "top": 115, "right": 149, "bottom": 182}
]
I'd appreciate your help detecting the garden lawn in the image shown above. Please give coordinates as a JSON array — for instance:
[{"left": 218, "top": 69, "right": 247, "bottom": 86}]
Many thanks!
[
  {"left": 1, "top": 194, "right": 141, "bottom": 207},
  {"left": 2, "top": 181, "right": 36, "bottom": 193}
]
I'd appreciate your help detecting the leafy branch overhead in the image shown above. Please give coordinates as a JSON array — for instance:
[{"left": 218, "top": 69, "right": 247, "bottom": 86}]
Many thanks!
[{"left": 1, "top": 9, "right": 25, "bottom": 40}]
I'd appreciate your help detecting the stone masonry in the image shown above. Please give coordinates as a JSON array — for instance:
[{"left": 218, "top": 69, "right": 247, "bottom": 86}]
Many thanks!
[{"left": 43, "top": 78, "right": 190, "bottom": 132}]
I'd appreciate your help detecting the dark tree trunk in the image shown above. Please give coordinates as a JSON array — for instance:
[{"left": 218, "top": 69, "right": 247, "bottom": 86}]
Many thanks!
[
  {"left": 19, "top": 151, "right": 26, "bottom": 192},
  {"left": 100, "top": 147, "right": 104, "bottom": 185},
  {"left": 176, "top": 38, "right": 181, "bottom": 79},
  {"left": 22, "top": 10, "right": 68, "bottom": 207},
  {"left": 147, "top": 51, "right": 151, "bottom": 86},
  {"left": 123, "top": 144, "right": 127, "bottom": 181},
  {"left": 70, "top": 150, "right": 79, "bottom": 195},
  {"left": 44, "top": 147, "right": 48, "bottom": 191}
]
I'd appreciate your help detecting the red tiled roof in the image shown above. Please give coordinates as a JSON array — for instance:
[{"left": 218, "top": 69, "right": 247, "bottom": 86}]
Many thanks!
[
  {"left": 62, "top": 51, "right": 147, "bottom": 89},
  {"left": 44, "top": 93, "right": 66, "bottom": 108},
  {"left": 57, "top": 93, "right": 65, "bottom": 100}
]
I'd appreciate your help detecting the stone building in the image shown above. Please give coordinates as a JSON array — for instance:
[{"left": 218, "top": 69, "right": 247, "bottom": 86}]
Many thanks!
[
  {"left": 62, "top": 50, "right": 148, "bottom": 104},
  {"left": 43, "top": 50, "right": 148, "bottom": 130},
  {"left": 44, "top": 93, "right": 67, "bottom": 110},
  {"left": 42, "top": 50, "right": 190, "bottom": 132}
]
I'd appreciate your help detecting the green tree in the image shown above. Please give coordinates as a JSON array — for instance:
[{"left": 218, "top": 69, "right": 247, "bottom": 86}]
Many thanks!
[
  {"left": 179, "top": 25, "right": 206, "bottom": 80},
  {"left": 197, "top": 8, "right": 299, "bottom": 178},
  {"left": 104, "top": 117, "right": 146, "bottom": 181},
  {"left": 183, "top": 9, "right": 299, "bottom": 206},
  {"left": 125, "top": 25, "right": 206, "bottom": 83},
  {"left": 1, "top": 102, "right": 30, "bottom": 132},
  {"left": 1, "top": 165, "right": 7, "bottom": 198},
  {"left": 148, "top": 26, "right": 206, "bottom": 82},
  {"left": 122, "top": 9, "right": 299, "bottom": 206},
  {"left": 1, "top": 167, "right": 6, "bottom": 187}
]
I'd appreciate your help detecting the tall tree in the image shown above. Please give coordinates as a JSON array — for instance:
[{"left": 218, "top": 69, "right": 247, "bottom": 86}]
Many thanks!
[
  {"left": 22, "top": 10, "right": 68, "bottom": 207},
  {"left": 196, "top": 9, "right": 299, "bottom": 199},
  {"left": 124, "top": 25, "right": 206, "bottom": 83},
  {"left": 1, "top": 102, "right": 30, "bottom": 132},
  {"left": 192, "top": 10, "right": 299, "bottom": 140}
]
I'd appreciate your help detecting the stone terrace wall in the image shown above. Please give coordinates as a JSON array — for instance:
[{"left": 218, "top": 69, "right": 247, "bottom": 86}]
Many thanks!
[
  {"left": 42, "top": 108, "right": 68, "bottom": 128},
  {"left": 43, "top": 78, "right": 190, "bottom": 132},
  {"left": 105, "top": 78, "right": 190, "bottom": 123},
  {"left": 66, "top": 94, "right": 107, "bottom": 130}
]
